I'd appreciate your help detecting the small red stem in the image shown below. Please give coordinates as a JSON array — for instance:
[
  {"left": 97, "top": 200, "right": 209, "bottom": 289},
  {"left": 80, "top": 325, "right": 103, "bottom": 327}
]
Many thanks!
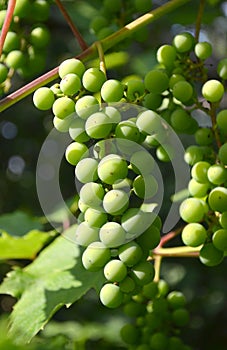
[
  {"left": 158, "top": 226, "right": 183, "bottom": 248},
  {"left": 55, "top": 0, "right": 88, "bottom": 51},
  {"left": 0, "top": 0, "right": 16, "bottom": 56}
]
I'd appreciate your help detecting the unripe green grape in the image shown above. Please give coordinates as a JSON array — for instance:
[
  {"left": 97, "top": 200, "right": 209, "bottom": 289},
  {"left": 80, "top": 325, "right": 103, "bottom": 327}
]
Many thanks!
[
  {"left": 194, "top": 41, "right": 212, "bottom": 60},
  {"left": 202, "top": 79, "right": 224, "bottom": 103},
  {"left": 184, "top": 145, "right": 203, "bottom": 165},
  {"left": 167, "top": 290, "right": 186, "bottom": 309},
  {"left": 90, "top": 16, "right": 108, "bottom": 34},
  {"left": 59, "top": 58, "right": 85, "bottom": 79},
  {"left": 3, "top": 31, "right": 20, "bottom": 53},
  {"left": 144, "top": 69, "right": 169, "bottom": 94},
  {"left": 142, "top": 92, "right": 163, "bottom": 110},
  {"left": 133, "top": 174, "right": 158, "bottom": 199},
  {"left": 14, "top": 0, "right": 31, "bottom": 18},
  {"left": 156, "top": 144, "right": 174, "bottom": 162},
  {"left": 170, "top": 108, "right": 192, "bottom": 132},
  {"left": 188, "top": 178, "right": 210, "bottom": 197},
  {"left": 103, "top": 106, "right": 121, "bottom": 124},
  {"left": 168, "top": 336, "right": 184, "bottom": 350},
  {"left": 169, "top": 74, "right": 185, "bottom": 89},
  {"left": 52, "top": 96, "right": 75, "bottom": 119},
  {"left": 100, "top": 283, "right": 123, "bottom": 308},
  {"left": 75, "top": 221, "right": 99, "bottom": 246},
  {"left": 75, "top": 95, "right": 99, "bottom": 120},
  {"left": 30, "top": 26, "right": 50, "bottom": 48},
  {"left": 59, "top": 73, "right": 81, "bottom": 95},
  {"left": 103, "top": 189, "right": 129, "bottom": 215},
  {"left": 219, "top": 211, "right": 227, "bottom": 228},
  {"left": 217, "top": 109, "right": 227, "bottom": 134},
  {"left": 218, "top": 143, "right": 227, "bottom": 165},
  {"left": 120, "top": 323, "right": 140, "bottom": 345},
  {"left": 82, "top": 67, "right": 106, "bottom": 92},
  {"left": 208, "top": 186, "right": 227, "bottom": 212},
  {"left": 100, "top": 222, "right": 126, "bottom": 248},
  {"left": 96, "top": 26, "right": 115, "bottom": 40},
  {"left": 149, "top": 332, "right": 168, "bottom": 350},
  {"left": 195, "top": 127, "right": 213, "bottom": 146},
  {"left": 119, "top": 276, "right": 136, "bottom": 293},
  {"left": 121, "top": 208, "right": 152, "bottom": 237},
  {"left": 5, "top": 50, "right": 25, "bottom": 69},
  {"left": 82, "top": 241, "right": 111, "bottom": 271},
  {"left": 180, "top": 198, "right": 205, "bottom": 223},
  {"left": 103, "top": 0, "right": 122, "bottom": 13},
  {"left": 136, "top": 224, "right": 160, "bottom": 251},
  {"left": 0, "top": 10, "right": 6, "bottom": 28},
  {"left": 172, "top": 81, "right": 193, "bottom": 103},
  {"left": 84, "top": 207, "right": 107, "bottom": 228},
  {"left": 33, "top": 87, "right": 55, "bottom": 110},
  {"left": 217, "top": 58, "right": 227, "bottom": 80},
  {"left": 69, "top": 117, "right": 90, "bottom": 142},
  {"left": 156, "top": 44, "right": 177, "bottom": 68},
  {"left": 93, "top": 139, "right": 117, "bottom": 159},
  {"left": 98, "top": 154, "right": 128, "bottom": 185},
  {"left": 134, "top": 0, "right": 152, "bottom": 12},
  {"left": 125, "top": 79, "right": 145, "bottom": 101},
  {"left": 172, "top": 32, "right": 195, "bottom": 53},
  {"left": 75, "top": 158, "right": 98, "bottom": 183},
  {"left": 182, "top": 222, "right": 207, "bottom": 247},
  {"left": 191, "top": 161, "right": 210, "bottom": 183},
  {"left": 32, "top": 0, "right": 50, "bottom": 21},
  {"left": 199, "top": 242, "right": 224, "bottom": 266},
  {"left": 104, "top": 259, "right": 127, "bottom": 282},
  {"left": 65, "top": 142, "right": 88, "bottom": 166},
  {"left": 0, "top": 63, "right": 8, "bottom": 84},
  {"left": 136, "top": 110, "right": 162, "bottom": 137},
  {"left": 115, "top": 120, "right": 140, "bottom": 142},
  {"left": 101, "top": 79, "right": 124, "bottom": 102},
  {"left": 207, "top": 164, "right": 227, "bottom": 185},
  {"left": 142, "top": 281, "right": 158, "bottom": 299},
  {"left": 123, "top": 301, "right": 146, "bottom": 317},
  {"left": 212, "top": 229, "right": 227, "bottom": 251},
  {"left": 130, "top": 150, "right": 154, "bottom": 175},
  {"left": 130, "top": 261, "right": 155, "bottom": 286},
  {"left": 157, "top": 279, "right": 169, "bottom": 296},
  {"left": 118, "top": 241, "right": 143, "bottom": 267},
  {"left": 85, "top": 112, "right": 112, "bottom": 139},
  {"left": 172, "top": 308, "right": 190, "bottom": 327},
  {"left": 112, "top": 178, "right": 131, "bottom": 193},
  {"left": 79, "top": 182, "right": 105, "bottom": 209}
]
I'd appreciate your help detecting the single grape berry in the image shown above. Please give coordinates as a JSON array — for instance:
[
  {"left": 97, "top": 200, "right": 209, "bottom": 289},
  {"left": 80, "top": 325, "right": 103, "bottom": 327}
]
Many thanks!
[
  {"left": 99, "top": 283, "right": 123, "bottom": 308},
  {"left": 33, "top": 87, "right": 55, "bottom": 110},
  {"left": 182, "top": 223, "right": 207, "bottom": 247},
  {"left": 202, "top": 79, "right": 224, "bottom": 103},
  {"left": 194, "top": 41, "right": 212, "bottom": 60},
  {"left": 179, "top": 198, "right": 205, "bottom": 223}
]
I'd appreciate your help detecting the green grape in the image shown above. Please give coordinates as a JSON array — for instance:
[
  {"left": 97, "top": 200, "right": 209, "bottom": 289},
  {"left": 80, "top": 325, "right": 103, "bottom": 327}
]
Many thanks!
[
  {"left": 103, "top": 106, "right": 121, "bottom": 124},
  {"left": 65, "top": 142, "right": 88, "bottom": 166},
  {"left": 130, "top": 150, "right": 154, "bottom": 175},
  {"left": 99, "top": 222, "right": 126, "bottom": 247},
  {"left": 133, "top": 174, "right": 158, "bottom": 199},
  {"left": 202, "top": 79, "right": 224, "bottom": 103},
  {"left": 136, "top": 224, "right": 161, "bottom": 250},
  {"left": 75, "top": 221, "right": 99, "bottom": 246},
  {"left": 170, "top": 108, "right": 192, "bottom": 132},
  {"left": 188, "top": 178, "right": 210, "bottom": 197},
  {"left": 212, "top": 229, "right": 227, "bottom": 251},
  {"left": 78, "top": 199, "right": 89, "bottom": 213},
  {"left": 136, "top": 110, "right": 163, "bottom": 137},
  {"left": 149, "top": 332, "right": 168, "bottom": 350},
  {"left": 191, "top": 161, "right": 210, "bottom": 183},
  {"left": 50, "top": 83, "right": 62, "bottom": 95},
  {"left": 59, "top": 73, "right": 81, "bottom": 95},
  {"left": 199, "top": 242, "right": 224, "bottom": 266},
  {"left": 101, "top": 79, "right": 124, "bottom": 102},
  {"left": 156, "top": 144, "right": 174, "bottom": 162},
  {"left": 172, "top": 81, "right": 193, "bottom": 103},
  {"left": 125, "top": 79, "right": 145, "bottom": 101},
  {"left": 172, "top": 32, "right": 195, "bottom": 53},
  {"left": 0, "top": 10, "right": 6, "bottom": 28},
  {"left": 121, "top": 208, "right": 152, "bottom": 237},
  {"left": 82, "top": 67, "right": 106, "bottom": 92},
  {"left": 33, "top": 87, "right": 55, "bottom": 110},
  {"left": 112, "top": 178, "right": 131, "bottom": 193},
  {"left": 32, "top": 0, "right": 50, "bottom": 21},
  {"left": 123, "top": 301, "right": 146, "bottom": 317},
  {"left": 118, "top": 241, "right": 143, "bottom": 267},
  {"left": 218, "top": 143, "right": 227, "bottom": 165},
  {"left": 217, "top": 58, "right": 227, "bottom": 80},
  {"left": 52, "top": 96, "right": 75, "bottom": 119},
  {"left": 142, "top": 92, "right": 163, "bottom": 110},
  {"left": 103, "top": 189, "right": 129, "bottom": 215},
  {"left": 0, "top": 63, "right": 8, "bottom": 84},
  {"left": 115, "top": 120, "right": 140, "bottom": 142},
  {"left": 96, "top": 26, "right": 115, "bottom": 40},
  {"left": 168, "top": 336, "right": 184, "bottom": 350},
  {"left": 207, "top": 164, "right": 227, "bottom": 185},
  {"left": 167, "top": 291, "right": 186, "bottom": 309},
  {"left": 134, "top": 0, "right": 152, "bottom": 12},
  {"left": 195, "top": 127, "right": 213, "bottom": 145},
  {"left": 93, "top": 139, "right": 117, "bottom": 159},
  {"left": 172, "top": 308, "right": 190, "bottom": 327},
  {"left": 157, "top": 279, "right": 169, "bottom": 296},
  {"left": 184, "top": 145, "right": 203, "bottom": 165},
  {"left": 219, "top": 211, "right": 227, "bottom": 228},
  {"left": 84, "top": 207, "right": 107, "bottom": 228},
  {"left": 217, "top": 110, "right": 227, "bottom": 134},
  {"left": 130, "top": 261, "right": 155, "bottom": 286},
  {"left": 30, "top": 25, "right": 50, "bottom": 48},
  {"left": 120, "top": 324, "right": 140, "bottom": 345},
  {"left": 100, "top": 283, "right": 123, "bottom": 308},
  {"left": 75, "top": 158, "right": 98, "bottom": 183},
  {"left": 79, "top": 182, "right": 105, "bottom": 208},
  {"left": 194, "top": 41, "right": 212, "bottom": 60},
  {"left": 75, "top": 95, "right": 99, "bottom": 120},
  {"left": 156, "top": 44, "right": 177, "bottom": 68},
  {"left": 104, "top": 259, "right": 127, "bottom": 282},
  {"left": 179, "top": 198, "right": 205, "bottom": 223},
  {"left": 82, "top": 241, "right": 111, "bottom": 271},
  {"left": 5, "top": 50, "right": 25, "bottom": 69},
  {"left": 58, "top": 58, "right": 85, "bottom": 79},
  {"left": 69, "top": 117, "right": 90, "bottom": 142},
  {"left": 85, "top": 112, "right": 112, "bottom": 139},
  {"left": 144, "top": 69, "right": 169, "bottom": 94},
  {"left": 3, "top": 31, "right": 20, "bottom": 53},
  {"left": 90, "top": 16, "right": 108, "bottom": 34},
  {"left": 208, "top": 186, "right": 227, "bottom": 212},
  {"left": 97, "top": 154, "right": 128, "bottom": 185},
  {"left": 119, "top": 276, "right": 136, "bottom": 293},
  {"left": 142, "top": 281, "right": 159, "bottom": 299},
  {"left": 14, "top": 0, "right": 31, "bottom": 18},
  {"left": 103, "top": 0, "right": 122, "bottom": 13}
]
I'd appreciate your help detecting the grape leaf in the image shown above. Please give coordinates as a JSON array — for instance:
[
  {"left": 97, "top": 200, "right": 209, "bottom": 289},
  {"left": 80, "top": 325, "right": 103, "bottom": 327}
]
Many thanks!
[
  {"left": 0, "top": 230, "right": 55, "bottom": 260},
  {"left": 0, "top": 227, "right": 105, "bottom": 343},
  {"left": 0, "top": 211, "right": 43, "bottom": 236}
]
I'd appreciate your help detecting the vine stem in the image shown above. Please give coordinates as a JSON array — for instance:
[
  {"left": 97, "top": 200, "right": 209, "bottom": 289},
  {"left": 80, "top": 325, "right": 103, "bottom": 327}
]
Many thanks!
[
  {"left": 195, "top": 0, "right": 206, "bottom": 42},
  {"left": 152, "top": 246, "right": 200, "bottom": 258},
  {"left": 95, "top": 41, "right": 107, "bottom": 77},
  {"left": 0, "top": 0, "right": 191, "bottom": 112},
  {"left": 210, "top": 103, "right": 222, "bottom": 149},
  {"left": 55, "top": 0, "right": 88, "bottom": 51},
  {"left": 0, "top": 0, "right": 16, "bottom": 57}
]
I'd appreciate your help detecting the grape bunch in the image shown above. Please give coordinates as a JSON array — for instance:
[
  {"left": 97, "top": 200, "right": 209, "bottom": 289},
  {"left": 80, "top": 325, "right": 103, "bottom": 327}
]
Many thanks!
[{"left": 0, "top": 0, "right": 52, "bottom": 96}]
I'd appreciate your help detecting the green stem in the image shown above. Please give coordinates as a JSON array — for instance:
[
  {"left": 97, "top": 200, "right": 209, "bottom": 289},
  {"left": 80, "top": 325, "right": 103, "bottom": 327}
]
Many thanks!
[
  {"left": 153, "top": 246, "right": 200, "bottom": 258},
  {"left": 210, "top": 103, "right": 222, "bottom": 149},
  {"left": 95, "top": 41, "right": 107, "bottom": 77},
  {"left": 0, "top": 0, "right": 191, "bottom": 112},
  {"left": 195, "top": 0, "right": 206, "bottom": 42}
]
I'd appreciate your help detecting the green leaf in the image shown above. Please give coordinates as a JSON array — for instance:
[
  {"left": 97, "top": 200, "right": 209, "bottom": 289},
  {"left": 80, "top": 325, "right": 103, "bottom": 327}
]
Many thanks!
[
  {"left": 0, "top": 230, "right": 55, "bottom": 260},
  {"left": 0, "top": 226, "right": 105, "bottom": 344},
  {"left": 0, "top": 211, "right": 43, "bottom": 236}
]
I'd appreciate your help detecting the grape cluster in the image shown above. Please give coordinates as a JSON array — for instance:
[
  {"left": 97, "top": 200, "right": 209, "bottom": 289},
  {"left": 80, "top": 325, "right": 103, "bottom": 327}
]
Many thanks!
[
  {"left": 0, "top": 0, "right": 51, "bottom": 96},
  {"left": 120, "top": 280, "right": 191, "bottom": 350}
]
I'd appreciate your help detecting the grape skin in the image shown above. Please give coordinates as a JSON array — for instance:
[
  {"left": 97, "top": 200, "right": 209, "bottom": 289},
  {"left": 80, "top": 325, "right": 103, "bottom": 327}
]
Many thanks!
[
  {"left": 179, "top": 198, "right": 205, "bottom": 223},
  {"left": 97, "top": 154, "right": 128, "bottom": 185},
  {"left": 103, "top": 259, "right": 127, "bottom": 282},
  {"left": 212, "top": 229, "right": 227, "bottom": 251},
  {"left": 99, "top": 222, "right": 126, "bottom": 247},
  {"left": 182, "top": 223, "right": 207, "bottom": 247},
  {"left": 99, "top": 283, "right": 123, "bottom": 308},
  {"left": 75, "top": 158, "right": 98, "bottom": 183},
  {"left": 82, "top": 242, "right": 111, "bottom": 271},
  {"left": 202, "top": 79, "right": 224, "bottom": 103},
  {"left": 65, "top": 142, "right": 88, "bottom": 166},
  {"left": 33, "top": 87, "right": 55, "bottom": 111},
  {"left": 103, "top": 189, "right": 129, "bottom": 215}
]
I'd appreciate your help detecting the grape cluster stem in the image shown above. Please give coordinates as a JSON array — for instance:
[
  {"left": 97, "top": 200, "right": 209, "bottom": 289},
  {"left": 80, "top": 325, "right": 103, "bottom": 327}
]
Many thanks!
[{"left": 0, "top": 0, "right": 16, "bottom": 57}]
